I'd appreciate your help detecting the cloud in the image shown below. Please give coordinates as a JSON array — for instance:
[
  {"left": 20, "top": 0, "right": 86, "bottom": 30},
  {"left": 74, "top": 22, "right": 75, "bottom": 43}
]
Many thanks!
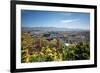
[
  {"left": 62, "top": 13, "right": 73, "bottom": 16},
  {"left": 61, "top": 19, "right": 79, "bottom": 23}
]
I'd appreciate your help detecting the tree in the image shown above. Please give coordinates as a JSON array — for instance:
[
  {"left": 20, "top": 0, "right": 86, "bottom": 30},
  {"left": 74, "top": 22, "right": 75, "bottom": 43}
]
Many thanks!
[{"left": 21, "top": 32, "right": 34, "bottom": 63}]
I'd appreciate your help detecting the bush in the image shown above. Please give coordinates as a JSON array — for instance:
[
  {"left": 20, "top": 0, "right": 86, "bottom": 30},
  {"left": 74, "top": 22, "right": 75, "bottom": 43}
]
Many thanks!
[{"left": 21, "top": 32, "right": 90, "bottom": 63}]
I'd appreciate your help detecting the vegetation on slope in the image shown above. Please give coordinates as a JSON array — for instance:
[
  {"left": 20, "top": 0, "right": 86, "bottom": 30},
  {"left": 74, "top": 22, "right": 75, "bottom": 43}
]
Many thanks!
[{"left": 21, "top": 32, "right": 90, "bottom": 63}]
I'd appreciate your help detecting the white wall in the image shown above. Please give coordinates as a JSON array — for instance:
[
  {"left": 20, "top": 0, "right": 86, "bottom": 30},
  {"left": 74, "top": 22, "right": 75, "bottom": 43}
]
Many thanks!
[{"left": 0, "top": 0, "right": 99, "bottom": 73}]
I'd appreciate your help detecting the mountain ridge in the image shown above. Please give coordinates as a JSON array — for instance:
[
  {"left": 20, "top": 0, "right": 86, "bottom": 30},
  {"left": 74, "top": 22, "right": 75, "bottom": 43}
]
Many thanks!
[{"left": 22, "top": 27, "right": 89, "bottom": 32}]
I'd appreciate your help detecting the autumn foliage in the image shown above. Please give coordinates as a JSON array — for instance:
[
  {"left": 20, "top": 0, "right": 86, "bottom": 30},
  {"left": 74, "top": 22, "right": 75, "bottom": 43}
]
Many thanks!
[{"left": 21, "top": 32, "right": 90, "bottom": 63}]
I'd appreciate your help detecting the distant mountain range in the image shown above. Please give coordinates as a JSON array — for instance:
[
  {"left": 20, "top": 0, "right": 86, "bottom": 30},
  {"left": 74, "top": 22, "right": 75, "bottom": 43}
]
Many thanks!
[{"left": 22, "top": 27, "right": 89, "bottom": 32}]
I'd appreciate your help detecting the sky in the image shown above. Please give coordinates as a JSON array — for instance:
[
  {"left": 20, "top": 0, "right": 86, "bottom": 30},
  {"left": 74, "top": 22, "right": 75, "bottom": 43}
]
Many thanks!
[{"left": 21, "top": 10, "right": 90, "bottom": 30}]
